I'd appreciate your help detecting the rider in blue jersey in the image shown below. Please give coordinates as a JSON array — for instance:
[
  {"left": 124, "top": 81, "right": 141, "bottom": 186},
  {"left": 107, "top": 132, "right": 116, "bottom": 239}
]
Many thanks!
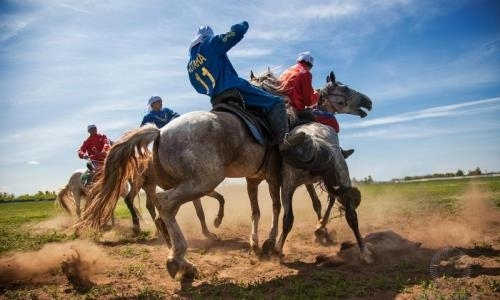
[
  {"left": 187, "top": 21, "right": 304, "bottom": 151},
  {"left": 141, "top": 95, "right": 180, "bottom": 128}
]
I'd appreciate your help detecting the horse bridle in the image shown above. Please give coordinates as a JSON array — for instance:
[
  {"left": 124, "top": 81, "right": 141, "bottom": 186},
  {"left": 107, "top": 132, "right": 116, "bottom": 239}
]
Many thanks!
[{"left": 318, "top": 81, "right": 351, "bottom": 108}]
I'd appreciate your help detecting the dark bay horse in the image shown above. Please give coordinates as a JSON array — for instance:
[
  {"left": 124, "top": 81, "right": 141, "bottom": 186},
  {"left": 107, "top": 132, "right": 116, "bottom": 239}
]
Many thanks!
[{"left": 78, "top": 71, "right": 371, "bottom": 283}]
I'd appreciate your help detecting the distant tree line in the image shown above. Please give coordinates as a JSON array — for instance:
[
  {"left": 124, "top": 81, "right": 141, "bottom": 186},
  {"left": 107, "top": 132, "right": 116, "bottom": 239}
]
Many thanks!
[
  {"left": 352, "top": 167, "right": 499, "bottom": 184},
  {"left": 0, "top": 191, "right": 57, "bottom": 202},
  {"left": 393, "top": 166, "right": 500, "bottom": 182}
]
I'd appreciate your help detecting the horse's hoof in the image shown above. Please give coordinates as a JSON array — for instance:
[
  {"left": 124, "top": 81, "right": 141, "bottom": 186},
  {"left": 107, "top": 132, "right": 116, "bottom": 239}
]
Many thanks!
[
  {"left": 262, "top": 239, "right": 276, "bottom": 256},
  {"left": 203, "top": 232, "right": 218, "bottom": 241},
  {"left": 166, "top": 258, "right": 180, "bottom": 279},
  {"left": 132, "top": 225, "right": 141, "bottom": 235},
  {"left": 213, "top": 217, "right": 222, "bottom": 228},
  {"left": 183, "top": 265, "right": 197, "bottom": 281},
  {"left": 249, "top": 243, "right": 261, "bottom": 256},
  {"left": 314, "top": 227, "right": 327, "bottom": 239}
]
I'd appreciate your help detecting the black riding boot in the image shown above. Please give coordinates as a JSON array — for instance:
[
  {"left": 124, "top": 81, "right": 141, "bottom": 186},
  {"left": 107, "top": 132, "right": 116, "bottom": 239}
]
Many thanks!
[{"left": 266, "top": 102, "right": 305, "bottom": 152}]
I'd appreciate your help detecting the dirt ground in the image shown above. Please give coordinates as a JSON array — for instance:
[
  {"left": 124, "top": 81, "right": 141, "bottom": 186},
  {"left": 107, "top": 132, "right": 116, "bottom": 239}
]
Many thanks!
[{"left": 0, "top": 183, "right": 499, "bottom": 299}]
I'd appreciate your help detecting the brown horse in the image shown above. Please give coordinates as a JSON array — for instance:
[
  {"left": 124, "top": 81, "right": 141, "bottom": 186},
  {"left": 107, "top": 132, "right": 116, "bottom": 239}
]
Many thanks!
[{"left": 77, "top": 71, "right": 371, "bottom": 283}]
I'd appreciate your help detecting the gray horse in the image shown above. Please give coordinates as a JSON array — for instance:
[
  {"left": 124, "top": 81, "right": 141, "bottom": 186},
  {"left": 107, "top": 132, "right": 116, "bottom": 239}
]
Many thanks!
[
  {"left": 121, "top": 152, "right": 225, "bottom": 239},
  {"left": 250, "top": 70, "right": 373, "bottom": 263},
  {"left": 77, "top": 71, "right": 371, "bottom": 283}
]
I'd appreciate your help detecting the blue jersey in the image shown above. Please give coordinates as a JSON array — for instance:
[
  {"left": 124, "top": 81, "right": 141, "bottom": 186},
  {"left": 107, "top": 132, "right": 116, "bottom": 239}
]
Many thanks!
[
  {"left": 187, "top": 22, "right": 281, "bottom": 112},
  {"left": 141, "top": 108, "right": 180, "bottom": 128}
]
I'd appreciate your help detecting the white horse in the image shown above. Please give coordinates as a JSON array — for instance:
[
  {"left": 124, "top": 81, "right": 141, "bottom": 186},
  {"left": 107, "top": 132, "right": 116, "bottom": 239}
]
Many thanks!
[{"left": 56, "top": 169, "right": 131, "bottom": 223}]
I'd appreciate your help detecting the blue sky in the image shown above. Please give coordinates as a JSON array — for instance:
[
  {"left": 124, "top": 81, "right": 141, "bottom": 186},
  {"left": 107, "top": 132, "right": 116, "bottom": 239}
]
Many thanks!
[{"left": 1, "top": 0, "right": 499, "bottom": 195}]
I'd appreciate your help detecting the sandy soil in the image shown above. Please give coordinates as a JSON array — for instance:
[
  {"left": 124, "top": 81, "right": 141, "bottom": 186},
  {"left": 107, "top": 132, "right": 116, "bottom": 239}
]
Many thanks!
[{"left": 0, "top": 183, "right": 499, "bottom": 299}]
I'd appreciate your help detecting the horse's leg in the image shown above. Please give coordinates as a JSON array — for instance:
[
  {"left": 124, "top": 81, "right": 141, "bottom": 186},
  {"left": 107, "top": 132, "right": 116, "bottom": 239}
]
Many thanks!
[
  {"left": 143, "top": 184, "right": 157, "bottom": 221},
  {"left": 262, "top": 181, "right": 281, "bottom": 256},
  {"left": 124, "top": 187, "right": 141, "bottom": 235},
  {"left": 75, "top": 192, "right": 82, "bottom": 219},
  {"left": 344, "top": 198, "right": 373, "bottom": 263},
  {"left": 275, "top": 182, "right": 298, "bottom": 256},
  {"left": 192, "top": 198, "right": 217, "bottom": 240},
  {"left": 314, "top": 193, "right": 336, "bottom": 244},
  {"left": 246, "top": 178, "right": 261, "bottom": 254},
  {"left": 306, "top": 184, "right": 322, "bottom": 220},
  {"left": 206, "top": 191, "right": 225, "bottom": 228},
  {"left": 156, "top": 184, "right": 209, "bottom": 283}
]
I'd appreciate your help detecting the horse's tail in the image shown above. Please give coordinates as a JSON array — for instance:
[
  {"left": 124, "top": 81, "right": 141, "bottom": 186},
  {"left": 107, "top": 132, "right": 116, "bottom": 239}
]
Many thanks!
[
  {"left": 76, "top": 124, "right": 160, "bottom": 230},
  {"left": 55, "top": 184, "right": 76, "bottom": 216}
]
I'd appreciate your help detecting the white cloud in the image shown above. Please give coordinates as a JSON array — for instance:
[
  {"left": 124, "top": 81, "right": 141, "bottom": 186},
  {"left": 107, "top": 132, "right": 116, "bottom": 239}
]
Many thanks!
[
  {"left": 27, "top": 160, "right": 40, "bottom": 165},
  {"left": 345, "top": 97, "right": 500, "bottom": 128}
]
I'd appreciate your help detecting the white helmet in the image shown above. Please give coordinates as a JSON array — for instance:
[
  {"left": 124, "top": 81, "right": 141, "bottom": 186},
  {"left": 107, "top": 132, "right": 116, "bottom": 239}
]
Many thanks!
[
  {"left": 296, "top": 51, "right": 314, "bottom": 66},
  {"left": 189, "top": 25, "right": 214, "bottom": 50}
]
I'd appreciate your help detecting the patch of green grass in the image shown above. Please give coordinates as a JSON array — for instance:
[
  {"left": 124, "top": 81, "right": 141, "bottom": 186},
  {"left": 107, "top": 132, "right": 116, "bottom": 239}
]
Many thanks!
[
  {"left": 0, "top": 201, "right": 75, "bottom": 255},
  {"left": 126, "top": 263, "right": 147, "bottom": 279},
  {"left": 358, "top": 177, "right": 500, "bottom": 213},
  {"left": 136, "top": 286, "right": 166, "bottom": 299},
  {"left": 1, "top": 288, "right": 40, "bottom": 300},
  {"left": 83, "top": 284, "right": 117, "bottom": 299}
]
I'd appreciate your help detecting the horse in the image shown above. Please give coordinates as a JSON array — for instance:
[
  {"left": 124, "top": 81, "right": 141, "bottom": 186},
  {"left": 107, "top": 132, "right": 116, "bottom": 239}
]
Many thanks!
[
  {"left": 59, "top": 163, "right": 225, "bottom": 239},
  {"left": 119, "top": 152, "right": 226, "bottom": 239},
  {"left": 56, "top": 169, "right": 131, "bottom": 222},
  {"left": 77, "top": 70, "right": 371, "bottom": 283},
  {"left": 249, "top": 70, "right": 373, "bottom": 263}
]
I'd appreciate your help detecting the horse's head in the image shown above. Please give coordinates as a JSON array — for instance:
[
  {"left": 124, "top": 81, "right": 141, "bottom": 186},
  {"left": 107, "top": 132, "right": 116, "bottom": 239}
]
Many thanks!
[
  {"left": 249, "top": 68, "right": 281, "bottom": 95},
  {"left": 317, "top": 71, "right": 372, "bottom": 118}
]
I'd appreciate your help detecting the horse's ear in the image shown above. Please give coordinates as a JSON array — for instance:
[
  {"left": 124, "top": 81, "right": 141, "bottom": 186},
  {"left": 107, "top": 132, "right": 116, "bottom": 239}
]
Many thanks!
[
  {"left": 250, "top": 70, "right": 255, "bottom": 80},
  {"left": 327, "top": 71, "right": 336, "bottom": 83}
]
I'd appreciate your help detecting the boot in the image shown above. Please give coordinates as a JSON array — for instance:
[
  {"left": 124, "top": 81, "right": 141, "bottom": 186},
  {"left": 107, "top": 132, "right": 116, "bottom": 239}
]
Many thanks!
[
  {"left": 279, "top": 132, "right": 306, "bottom": 152},
  {"left": 341, "top": 148, "right": 354, "bottom": 159},
  {"left": 266, "top": 102, "right": 305, "bottom": 152}
]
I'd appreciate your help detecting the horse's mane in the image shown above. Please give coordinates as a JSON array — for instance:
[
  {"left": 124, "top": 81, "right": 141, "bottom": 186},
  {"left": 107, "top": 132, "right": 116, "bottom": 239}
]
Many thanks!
[{"left": 249, "top": 68, "right": 285, "bottom": 95}]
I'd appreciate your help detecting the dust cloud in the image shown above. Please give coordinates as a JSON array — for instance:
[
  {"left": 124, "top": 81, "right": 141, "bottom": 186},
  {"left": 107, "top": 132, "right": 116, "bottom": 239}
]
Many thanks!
[
  {"left": 403, "top": 182, "right": 499, "bottom": 248},
  {"left": 0, "top": 240, "right": 108, "bottom": 287}
]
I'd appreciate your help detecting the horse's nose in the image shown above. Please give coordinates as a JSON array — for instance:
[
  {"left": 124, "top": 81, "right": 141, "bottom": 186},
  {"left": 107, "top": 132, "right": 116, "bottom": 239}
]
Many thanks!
[{"left": 359, "top": 93, "right": 373, "bottom": 111}]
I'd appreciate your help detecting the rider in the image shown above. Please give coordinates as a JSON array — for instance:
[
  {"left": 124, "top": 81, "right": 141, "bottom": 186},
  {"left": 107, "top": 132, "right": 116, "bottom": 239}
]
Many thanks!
[
  {"left": 141, "top": 95, "right": 180, "bottom": 128},
  {"left": 77, "top": 124, "right": 111, "bottom": 185},
  {"left": 187, "top": 21, "right": 305, "bottom": 152},
  {"left": 279, "top": 51, "right": 354, "bottom": 158},
  {"left": 279, "top": 51, "right": 320, "bottom": 111}
]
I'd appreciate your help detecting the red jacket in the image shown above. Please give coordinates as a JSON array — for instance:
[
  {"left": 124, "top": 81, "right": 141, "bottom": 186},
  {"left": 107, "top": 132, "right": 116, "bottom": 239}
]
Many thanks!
[
  {"left": 77, "top": 133, "right": 111, "bottom": 162},
  {"left": 279, "top": 62, "right": 319, "bottom": 110}
]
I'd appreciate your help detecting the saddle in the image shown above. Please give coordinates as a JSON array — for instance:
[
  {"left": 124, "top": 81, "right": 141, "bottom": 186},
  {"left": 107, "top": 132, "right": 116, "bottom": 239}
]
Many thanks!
[{"left": 211, "top": 89, "right": 273, "bottom": 145}]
